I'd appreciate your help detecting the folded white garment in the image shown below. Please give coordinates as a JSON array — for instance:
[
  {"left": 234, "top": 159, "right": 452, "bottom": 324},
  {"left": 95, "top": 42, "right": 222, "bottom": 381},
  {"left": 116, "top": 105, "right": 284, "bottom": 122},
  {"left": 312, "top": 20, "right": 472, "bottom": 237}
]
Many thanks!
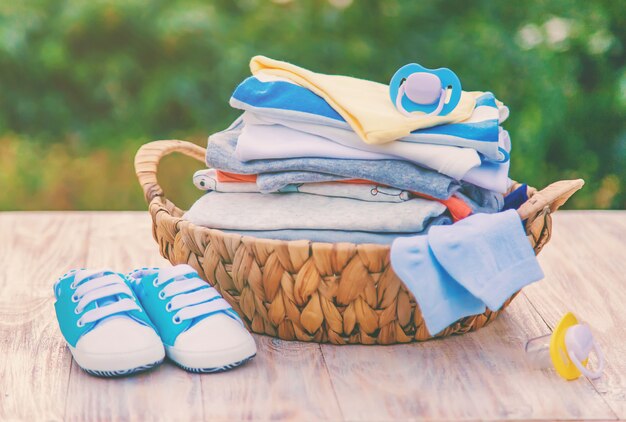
[
  {"left": 238, "top": 113, "right": 482, "bottom": 181},
  {"left": 238, "top": 114, "right": 385, "bottom": 161},
  {"left": 183, "top": 191, "right": 447, "bottom": 233},
  {"left": 193, "top": 169, "right": 412, "bottom": 203},
  {"left": 193, "top": 168, "right": 258, "bottom": 193},
  {"left": 238, "top": 112, "right": 511, "bottom": 192}
]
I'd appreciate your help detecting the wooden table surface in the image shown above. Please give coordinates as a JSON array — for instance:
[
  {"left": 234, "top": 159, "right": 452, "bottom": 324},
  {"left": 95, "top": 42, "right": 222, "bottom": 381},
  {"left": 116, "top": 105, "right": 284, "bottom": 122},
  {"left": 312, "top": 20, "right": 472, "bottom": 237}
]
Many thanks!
[{"left": 0, "top": 211, "right": 624, "bottom": 421}]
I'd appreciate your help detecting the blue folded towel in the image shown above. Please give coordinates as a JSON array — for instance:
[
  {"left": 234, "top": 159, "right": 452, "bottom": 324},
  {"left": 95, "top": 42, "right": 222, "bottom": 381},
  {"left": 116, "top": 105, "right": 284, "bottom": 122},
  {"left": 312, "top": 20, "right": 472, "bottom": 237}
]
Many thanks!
[{"left": 390, "top": 209, "right": 544, "bottom": 335}]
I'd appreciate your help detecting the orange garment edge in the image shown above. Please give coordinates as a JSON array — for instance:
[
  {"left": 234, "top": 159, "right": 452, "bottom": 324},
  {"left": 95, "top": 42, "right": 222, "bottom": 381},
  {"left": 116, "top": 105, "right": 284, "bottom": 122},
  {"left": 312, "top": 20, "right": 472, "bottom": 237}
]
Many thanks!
[{"left": 215, "top": 170, "right": 472, "bottom": 222}]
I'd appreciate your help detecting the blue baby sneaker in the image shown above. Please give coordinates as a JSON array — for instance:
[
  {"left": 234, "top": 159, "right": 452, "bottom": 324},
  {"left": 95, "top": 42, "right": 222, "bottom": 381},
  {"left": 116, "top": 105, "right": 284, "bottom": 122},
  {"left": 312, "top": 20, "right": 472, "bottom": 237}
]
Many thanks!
[
  {"left": 127, "top": 265, "right": 256, "bottom": 373},
  {"left": 54, "top": 269, "right": 165, "bottom": 377}
]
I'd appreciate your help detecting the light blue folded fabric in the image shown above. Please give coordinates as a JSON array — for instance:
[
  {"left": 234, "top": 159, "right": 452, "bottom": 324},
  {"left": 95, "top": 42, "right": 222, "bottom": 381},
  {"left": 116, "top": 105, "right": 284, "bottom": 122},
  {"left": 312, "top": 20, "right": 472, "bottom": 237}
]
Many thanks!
[
  {"left": 390, "top": 209, "right": 544, "bottom": 335},
  {"left": 206, "top": 118, "right": 460, "bottom": 199},
  {"left": 456, "top": 183, "right": 504, "bottom": 214},
  {"left": 230, "top": 76, "right": 507, "bottom": 162},
  {"left": 390, "top": 235, "right": 486, "bottom": 335},
  {"left": 427, "top": 209, "right": 544, "bottom": 310}
]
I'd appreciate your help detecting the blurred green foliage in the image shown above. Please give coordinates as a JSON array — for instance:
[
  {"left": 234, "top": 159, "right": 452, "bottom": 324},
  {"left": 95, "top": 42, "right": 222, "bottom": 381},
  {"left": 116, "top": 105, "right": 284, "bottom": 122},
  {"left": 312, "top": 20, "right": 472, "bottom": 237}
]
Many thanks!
[{"left": 0, "top": 0, "right": 624, "bottom": 210}]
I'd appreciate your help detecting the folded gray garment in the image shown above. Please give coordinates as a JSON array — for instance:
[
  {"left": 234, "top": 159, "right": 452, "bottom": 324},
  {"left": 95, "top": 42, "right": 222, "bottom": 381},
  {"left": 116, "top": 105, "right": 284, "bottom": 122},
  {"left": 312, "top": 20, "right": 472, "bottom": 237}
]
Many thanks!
[
  {"left": 183, "top": 191, "right": 447, "bottom": 233},
  {"left": 458, "top": 183, "right": 504, "bottom": 213},
  {"left": 257, "top": 171, "right": 350, "bottom": 192},
  {"left": 206, "top": 118, "right": 459, "bottom": 200},
  {"left": 221, "top": 216, "right": 453, "bottom": 245}
]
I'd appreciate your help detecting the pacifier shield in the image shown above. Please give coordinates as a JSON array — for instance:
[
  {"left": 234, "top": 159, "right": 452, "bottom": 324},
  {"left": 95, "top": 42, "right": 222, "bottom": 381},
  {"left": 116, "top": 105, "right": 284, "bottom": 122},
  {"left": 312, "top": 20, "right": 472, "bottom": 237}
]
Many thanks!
[{"left": 390, "top": 63, "right": 462, "bottom": 117}]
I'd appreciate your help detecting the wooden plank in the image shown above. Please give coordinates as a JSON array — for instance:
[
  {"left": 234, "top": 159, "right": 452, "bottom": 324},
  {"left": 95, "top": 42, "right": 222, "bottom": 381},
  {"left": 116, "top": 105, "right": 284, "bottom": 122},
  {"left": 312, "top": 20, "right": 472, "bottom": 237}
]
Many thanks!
[
  {"left": 0, "top": 212, "right": 90, "bottom": 421},
  {"left": 321, "top": 294, "right": 616, "bottom": 421},
  {"left": 199, "top": 335, "right": 344, "bottom": 421},
  {"left": 526, "top": 211, "right": 626, "bottom": 419},
  {"left": 62, "top": 212, "right": 207, "bottom": 422}
]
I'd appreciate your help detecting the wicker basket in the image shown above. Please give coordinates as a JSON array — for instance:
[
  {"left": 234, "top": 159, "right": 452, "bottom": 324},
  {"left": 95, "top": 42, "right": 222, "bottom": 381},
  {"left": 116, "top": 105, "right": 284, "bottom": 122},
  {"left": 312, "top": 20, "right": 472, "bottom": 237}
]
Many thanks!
[{"left": 135, "top": 140, "right": 584, "bottom": 345}]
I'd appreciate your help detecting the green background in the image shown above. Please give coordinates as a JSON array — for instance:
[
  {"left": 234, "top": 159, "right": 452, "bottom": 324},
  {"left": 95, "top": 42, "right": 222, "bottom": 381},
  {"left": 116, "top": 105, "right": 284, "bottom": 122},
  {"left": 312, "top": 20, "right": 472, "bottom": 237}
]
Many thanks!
[{"left": 1, "top": 0, "right": 624, "bottom": 211}]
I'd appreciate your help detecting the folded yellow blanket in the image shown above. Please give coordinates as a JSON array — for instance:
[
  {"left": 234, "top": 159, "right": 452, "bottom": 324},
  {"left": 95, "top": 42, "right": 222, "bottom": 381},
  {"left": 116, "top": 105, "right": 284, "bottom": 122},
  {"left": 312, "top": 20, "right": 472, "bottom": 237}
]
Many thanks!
[{"left": 250, "top": 56, "right": 480, "bottom": 145}]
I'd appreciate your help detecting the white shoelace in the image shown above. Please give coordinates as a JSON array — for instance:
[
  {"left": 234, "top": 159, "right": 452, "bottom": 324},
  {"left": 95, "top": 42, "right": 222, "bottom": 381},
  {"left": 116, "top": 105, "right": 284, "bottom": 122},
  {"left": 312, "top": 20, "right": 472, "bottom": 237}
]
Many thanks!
[
  {"left": 71, "top": 272, "right": 141, "bottom": 327},
  {"left": 154, "top": 275, "right": 234, "bottom": 325}
]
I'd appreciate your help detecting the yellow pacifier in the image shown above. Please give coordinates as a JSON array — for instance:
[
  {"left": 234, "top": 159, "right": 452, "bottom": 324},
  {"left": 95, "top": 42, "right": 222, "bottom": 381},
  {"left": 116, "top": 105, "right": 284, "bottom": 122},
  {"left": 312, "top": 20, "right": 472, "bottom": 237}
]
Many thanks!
[{"left": 524, "top": 312, "right": 605, "bottom": 380}]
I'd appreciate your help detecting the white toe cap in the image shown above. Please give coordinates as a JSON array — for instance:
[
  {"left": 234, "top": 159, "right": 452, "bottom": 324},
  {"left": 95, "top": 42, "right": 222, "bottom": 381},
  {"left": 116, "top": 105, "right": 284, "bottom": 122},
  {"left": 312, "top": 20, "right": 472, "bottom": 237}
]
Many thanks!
[
  {"left": 77, "top": 316, "right": 162, "bottom": 355},
  {"left": 174, "top": 314, "right": 254, "bottom": 353},
  {"left": 167, "top": 314, "right": 256, "bottom": 370}
]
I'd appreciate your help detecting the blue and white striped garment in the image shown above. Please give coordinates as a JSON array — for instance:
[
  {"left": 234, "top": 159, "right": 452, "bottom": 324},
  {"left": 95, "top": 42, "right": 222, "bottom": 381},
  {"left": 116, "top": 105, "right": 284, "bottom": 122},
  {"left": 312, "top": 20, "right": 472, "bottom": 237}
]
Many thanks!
[{"left": 230, "top": 76, "right": 509, "bottom": 163}]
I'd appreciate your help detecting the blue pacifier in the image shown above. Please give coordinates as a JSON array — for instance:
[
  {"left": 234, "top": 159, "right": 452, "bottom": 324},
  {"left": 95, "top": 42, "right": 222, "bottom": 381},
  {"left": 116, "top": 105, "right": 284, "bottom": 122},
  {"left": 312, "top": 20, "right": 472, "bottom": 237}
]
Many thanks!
[{"left": 389, "top": 63, "right": 462, "bottom": 118}]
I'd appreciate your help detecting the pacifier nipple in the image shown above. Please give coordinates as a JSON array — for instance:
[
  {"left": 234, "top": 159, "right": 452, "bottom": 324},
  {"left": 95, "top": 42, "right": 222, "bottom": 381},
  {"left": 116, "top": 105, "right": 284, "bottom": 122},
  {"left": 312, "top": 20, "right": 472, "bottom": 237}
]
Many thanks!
[
  {"left": 564, "top": 323, "right": 605, "bottom": 380},
  {"left": 403, "top": 72, "right": 442, "bottom": 105}
]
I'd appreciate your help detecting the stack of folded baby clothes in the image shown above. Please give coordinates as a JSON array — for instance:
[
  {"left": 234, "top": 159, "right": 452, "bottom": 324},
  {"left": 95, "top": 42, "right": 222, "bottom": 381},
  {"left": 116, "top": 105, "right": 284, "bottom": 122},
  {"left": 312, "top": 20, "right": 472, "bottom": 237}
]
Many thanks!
[{"left": 184, "top": 56, "right": 515, "bottom": 245}]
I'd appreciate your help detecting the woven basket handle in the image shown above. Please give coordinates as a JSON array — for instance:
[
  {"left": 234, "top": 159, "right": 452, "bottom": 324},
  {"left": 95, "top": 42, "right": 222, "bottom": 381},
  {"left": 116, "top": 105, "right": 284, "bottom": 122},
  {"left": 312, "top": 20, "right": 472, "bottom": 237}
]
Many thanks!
[
  {"left": 516, "top": 179, "right": 584, "bottom": 252},
  {"left": 517, "top": 179, "right": 584, "bottom": 220},
  {"left": 135, "top": 140, "right": 206, "bottom": 203}
]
